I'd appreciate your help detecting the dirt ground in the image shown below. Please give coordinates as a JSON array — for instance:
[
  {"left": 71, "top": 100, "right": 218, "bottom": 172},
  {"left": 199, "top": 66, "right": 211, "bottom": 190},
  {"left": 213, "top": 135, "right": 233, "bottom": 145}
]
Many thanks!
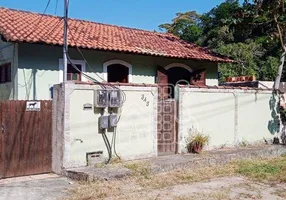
[
  {"left": 2, "top": 155, "right": 286, "bottom": 200},
  {"left": 105, "top": 176, "right": 286, "bottom": 200},
  {"left": 1, "top": 174, "right": 285, "bottom": 200},
  {"left": 67, "top": 156, "right": 286, "bottom": 200}
]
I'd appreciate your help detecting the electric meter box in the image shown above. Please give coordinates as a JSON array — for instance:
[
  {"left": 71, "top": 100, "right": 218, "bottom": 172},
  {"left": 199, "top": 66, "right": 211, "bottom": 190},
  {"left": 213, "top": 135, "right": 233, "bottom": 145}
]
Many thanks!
[
  {"left": 94, "top": 89, "right": 108, "bottom": 108},
  {"left": 109, "top": 90, "right": 122, "bottom": 108},
  {"left": 99, "top": 115, "right": 108, "bottom": 129},
  {"left": 109, "top": 114, "right": 118, "bottom": 127}
]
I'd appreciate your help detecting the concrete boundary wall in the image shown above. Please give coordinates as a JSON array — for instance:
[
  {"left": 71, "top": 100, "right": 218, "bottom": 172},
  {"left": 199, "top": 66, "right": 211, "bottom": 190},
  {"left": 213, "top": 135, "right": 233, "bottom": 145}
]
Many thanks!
[
  {"left": 52, "top": 82, "right": 158, "bottom": 174},
  {"left": 177, "top": 86, "right": 280, "bottom": 153}
]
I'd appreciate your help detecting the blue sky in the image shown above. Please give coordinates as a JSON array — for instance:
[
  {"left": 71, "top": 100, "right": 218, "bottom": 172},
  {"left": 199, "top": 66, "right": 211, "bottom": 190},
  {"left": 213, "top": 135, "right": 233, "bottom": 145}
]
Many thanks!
[{"left": 1, "top": 0, "right": 239, "bottom": 31}]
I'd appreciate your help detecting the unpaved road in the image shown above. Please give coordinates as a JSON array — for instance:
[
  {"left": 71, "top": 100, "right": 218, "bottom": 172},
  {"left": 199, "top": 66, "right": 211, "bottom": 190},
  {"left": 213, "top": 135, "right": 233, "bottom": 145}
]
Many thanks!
[
  {"left": 0, "top": 174, "right": 285, "bottom": 200},
  {"left": 105, "top": 176, "right": 286, "bottom": 200}
]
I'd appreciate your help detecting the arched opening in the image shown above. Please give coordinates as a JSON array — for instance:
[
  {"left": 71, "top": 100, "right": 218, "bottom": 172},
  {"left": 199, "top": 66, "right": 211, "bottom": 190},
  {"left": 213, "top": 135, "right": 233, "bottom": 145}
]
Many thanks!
[
  {"left": 167, "top": 67, "right": 191, "bottom": 98},
  {"left": 107, "top": 64, "right": 129, "bottom": 83}
]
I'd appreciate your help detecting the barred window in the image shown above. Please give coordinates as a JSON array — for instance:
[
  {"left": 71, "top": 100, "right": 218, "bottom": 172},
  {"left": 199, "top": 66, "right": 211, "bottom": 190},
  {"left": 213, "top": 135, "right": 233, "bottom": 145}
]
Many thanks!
[{"left": 0, "top": 63, "right": 11, "bottom": 83}]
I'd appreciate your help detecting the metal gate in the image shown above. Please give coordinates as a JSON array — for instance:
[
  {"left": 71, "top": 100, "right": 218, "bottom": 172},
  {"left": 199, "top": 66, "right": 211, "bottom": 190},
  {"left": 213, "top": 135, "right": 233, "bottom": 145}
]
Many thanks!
[
  {"left": 0, "top": 101, "right": 52, "bottom": 178},
  {"left": 157, "top": 99, "right": 177, "bottom": 155}
]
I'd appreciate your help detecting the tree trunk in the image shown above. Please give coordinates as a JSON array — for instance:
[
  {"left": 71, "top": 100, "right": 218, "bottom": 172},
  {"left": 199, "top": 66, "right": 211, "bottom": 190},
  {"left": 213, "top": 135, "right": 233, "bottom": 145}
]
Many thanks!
[{"left": 274, "top": 50, "right": 286, "bottom": 90}]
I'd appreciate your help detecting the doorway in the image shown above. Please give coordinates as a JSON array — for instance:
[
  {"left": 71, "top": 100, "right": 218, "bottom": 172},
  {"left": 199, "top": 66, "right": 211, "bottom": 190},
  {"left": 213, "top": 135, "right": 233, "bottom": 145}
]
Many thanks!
[
  {"left": 167, "top": 67, "right": 191, "bottom": 98},
  {"left": 156, "top": 64, "right": 206, "bottom": 155}
]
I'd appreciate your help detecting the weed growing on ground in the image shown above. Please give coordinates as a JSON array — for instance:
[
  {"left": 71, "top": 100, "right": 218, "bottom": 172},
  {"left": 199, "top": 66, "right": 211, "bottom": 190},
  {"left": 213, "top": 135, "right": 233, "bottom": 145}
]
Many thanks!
[
  {"left": 66, "top": 156, "right": 286, "bottom": 200},
  {"left": 123, "top": 161, "right": 151, "bottom": 179},
  {"left": 234, "top": 156, "right": 286, "bottom": 182},
  {"left": 273, "top": 189, "right": 286, "bottom": 198}
]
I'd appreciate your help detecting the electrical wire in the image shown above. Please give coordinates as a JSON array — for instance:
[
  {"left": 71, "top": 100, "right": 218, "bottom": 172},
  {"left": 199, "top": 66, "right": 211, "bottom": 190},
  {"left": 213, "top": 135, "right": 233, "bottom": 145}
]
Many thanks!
[
  {"left": 69, "top": 31, "right": 107, "bottom": 83},
  {"left": 54, "top": 0, "right": 59, "bottom": 15},
  {"left": 67, "top": 50, "right": 126, "bottom": 160},
  {"left": 24, "top": 0, "right": 52, "bottom": 38},
  {"left": 42, "top": 18, "right": 63, "bottom": 40},
  {"left": 102, "top": 130, "right": 112, "bottom": 164},
  {"left": 63, "top": 9, "right": 128, "bottom": 163},
  {"left": 68, "top": 26, "right": 127, "bottom": 103},
  {"left": 112, "top": 128, "right": 121, "bottom": 159},
  {"left": 67, "top": 34, "right": 127, "bottom": 104},
  {"left": 67, "top": 20, "right": 128, "bottom": 105}
]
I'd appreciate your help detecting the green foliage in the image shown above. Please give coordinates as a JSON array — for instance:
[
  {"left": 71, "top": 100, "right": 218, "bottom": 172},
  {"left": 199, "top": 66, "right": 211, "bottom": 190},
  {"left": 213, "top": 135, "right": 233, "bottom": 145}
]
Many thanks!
[
  {"left": 260, "top": 56, "right": 279, "bottom": 80},
  {"left": 124, "top": 162, "right": 151, "bottom": 179},
  {"left": 159, "top": 11, "right": 203, "bottom": 43},
  {"left": 236, "top": 156, "right": 286, "bottom": 182},
  {"left": 186, "top": 129, "right": 209, "bottom": 153},
  {"left": 216, "top": 41, "right": 263, "bottom": 81},
  {"left": 159, "top": 0, "right": 286, "bottom": 82}
]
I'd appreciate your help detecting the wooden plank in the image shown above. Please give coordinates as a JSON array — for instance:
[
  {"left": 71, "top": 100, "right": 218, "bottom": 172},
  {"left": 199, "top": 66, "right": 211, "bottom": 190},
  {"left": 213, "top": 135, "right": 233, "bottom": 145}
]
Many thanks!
[
  {"left": 22, "top": 100, "right": 31, "bottom": 176},
  {"left": 38, "top": 101, "right": 44, "bottom": 173},
  {"left": 3, "top": 101, "right": 13, "bottom": 177},
  {"left": 17, "top": 101, "right": 26, "bottom": 176},
  {"left": 33, "top": 101, "right": 41, "bottom": 174},
  {"left": 45, "top": 101, "right": 52, "bottom": 172},
  {"left": 13, "top": 101, "right": 20, "bottom": 177}
]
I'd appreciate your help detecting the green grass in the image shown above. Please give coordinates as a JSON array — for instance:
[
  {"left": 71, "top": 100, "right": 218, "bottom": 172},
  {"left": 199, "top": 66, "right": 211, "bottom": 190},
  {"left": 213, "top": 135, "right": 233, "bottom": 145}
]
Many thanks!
[
  {"left": 123, "top": 161, "right": 151, "bottom": 179},
  {"left": 235, "top": 156, "right": 286, "bottom": 182}
]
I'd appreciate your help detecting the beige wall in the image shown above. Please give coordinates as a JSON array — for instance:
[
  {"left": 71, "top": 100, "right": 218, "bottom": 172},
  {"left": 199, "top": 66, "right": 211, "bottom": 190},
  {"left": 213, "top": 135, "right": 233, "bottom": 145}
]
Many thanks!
[
  {"left": 52, "top": 82, "right": 158, "bottom": 171},
  {"left": 0, "top": 39, "right": 18, "bottom": 100},
  {"left": 177, "top": 87, "right": 279, "bottom": 152}
]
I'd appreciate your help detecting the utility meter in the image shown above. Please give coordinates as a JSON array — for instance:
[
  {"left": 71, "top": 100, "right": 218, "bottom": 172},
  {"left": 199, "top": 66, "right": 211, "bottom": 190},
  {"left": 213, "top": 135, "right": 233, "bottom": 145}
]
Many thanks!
[
  {"left": 99, "top": 115, "right": 108, "bottom": 129},
  {"left": 94, "top": 89, "right": 108, "bottom": 108},
  {"left": 109, "top": 114, "right": 118, "bottom": 127},
  {"left": 109, "top": 90, "right": 122, "bottom": 108}
]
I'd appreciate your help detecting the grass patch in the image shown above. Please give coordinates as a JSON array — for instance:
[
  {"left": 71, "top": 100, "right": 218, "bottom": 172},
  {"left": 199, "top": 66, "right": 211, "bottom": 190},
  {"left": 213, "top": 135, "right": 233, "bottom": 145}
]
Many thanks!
[
  {"left": 134, "top": 164, "right": 236, "bottom": 190},
  {"left": 67, "top": 181, "right": 122, "bottom": 200},
  {"left": 66, "top": 156, "right": 286, "bottom": 200},
  {"left": 123, "top": 161, "right": 151, "bottom": 179},
  {"left": 274, "top": 189, "right": 286, "bottom": 198},
  {"left": 235, "top": 156, "right": 286, "bottom": 182},
  {"left": 174, "top": 190, "right": 231, "bottom": 200}
]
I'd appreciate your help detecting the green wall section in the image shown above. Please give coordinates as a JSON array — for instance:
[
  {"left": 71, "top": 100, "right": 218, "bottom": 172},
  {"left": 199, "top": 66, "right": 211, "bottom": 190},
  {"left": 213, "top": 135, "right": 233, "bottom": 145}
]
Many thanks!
[
  {"left": 0, "top": 39, "right": 17, "bottom": 100},
  {"left": 18, "top": 43, "right": 218, "bottom": 100}
]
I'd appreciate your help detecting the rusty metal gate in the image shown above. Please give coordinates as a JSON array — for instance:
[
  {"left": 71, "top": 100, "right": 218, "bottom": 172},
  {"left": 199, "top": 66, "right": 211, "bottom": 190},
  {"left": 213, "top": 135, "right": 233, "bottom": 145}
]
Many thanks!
[
  {"left": 0, "top": 101, "right": 52, "bottom": 178},
  {"left": 157, "top": 99, "right": 177, "bottom": 155}
]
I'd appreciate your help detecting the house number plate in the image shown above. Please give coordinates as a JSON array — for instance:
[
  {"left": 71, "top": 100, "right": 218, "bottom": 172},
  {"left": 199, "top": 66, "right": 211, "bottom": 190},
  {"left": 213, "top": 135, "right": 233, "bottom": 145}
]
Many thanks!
[{"left": 26, "top": 101, "right": 41, "bottom": 111}]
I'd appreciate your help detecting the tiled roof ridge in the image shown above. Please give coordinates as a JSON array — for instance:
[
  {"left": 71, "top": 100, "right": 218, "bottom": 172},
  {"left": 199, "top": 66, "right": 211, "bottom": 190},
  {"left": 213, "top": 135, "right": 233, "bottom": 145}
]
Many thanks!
[{"left": 0, "top": 7, "right": 175, "bottom": 38}]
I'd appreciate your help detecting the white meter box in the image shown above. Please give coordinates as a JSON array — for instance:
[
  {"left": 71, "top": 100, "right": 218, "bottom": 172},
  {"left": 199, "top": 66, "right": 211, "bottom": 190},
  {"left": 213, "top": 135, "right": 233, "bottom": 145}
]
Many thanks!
[
  {"left": 109, "top": 90, "right": 122, "bottom": 108},
  {"left": 94, "top": 89, "right": 109, "bottom": 108}
]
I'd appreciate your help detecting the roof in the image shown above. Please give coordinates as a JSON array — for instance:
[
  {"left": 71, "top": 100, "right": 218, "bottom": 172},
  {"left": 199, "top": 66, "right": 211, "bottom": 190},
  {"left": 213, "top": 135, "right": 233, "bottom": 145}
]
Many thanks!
[
  {"left": 178, "top": 84, "right": 272, "bottom": 91},
  {"left": 0, "top": 7, "right": 234, "bottom": 63}
]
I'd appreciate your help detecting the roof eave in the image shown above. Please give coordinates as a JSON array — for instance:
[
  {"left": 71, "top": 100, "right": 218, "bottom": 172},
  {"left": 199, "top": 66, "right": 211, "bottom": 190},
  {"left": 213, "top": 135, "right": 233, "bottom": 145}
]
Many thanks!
[{"left": 7, "top": 38, "right": 236, "bottom": 63}]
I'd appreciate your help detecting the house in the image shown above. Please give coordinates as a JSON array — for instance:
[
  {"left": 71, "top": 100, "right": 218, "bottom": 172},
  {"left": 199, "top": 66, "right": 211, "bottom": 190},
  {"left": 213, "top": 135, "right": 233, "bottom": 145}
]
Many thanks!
[{"left": 0, "top": 7, "right": 234, "bottom": 100}]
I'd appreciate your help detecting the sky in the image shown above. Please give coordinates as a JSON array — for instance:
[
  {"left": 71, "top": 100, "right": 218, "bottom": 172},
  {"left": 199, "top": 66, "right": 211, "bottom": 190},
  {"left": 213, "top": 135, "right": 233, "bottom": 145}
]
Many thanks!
[{"left": 1, "top": 0, "right": 239, "bottom": 31}]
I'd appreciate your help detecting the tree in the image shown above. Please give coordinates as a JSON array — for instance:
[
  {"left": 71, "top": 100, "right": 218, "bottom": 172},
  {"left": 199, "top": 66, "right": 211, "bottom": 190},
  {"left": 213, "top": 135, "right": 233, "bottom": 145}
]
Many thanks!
[
  {"left": 159, "top": 0, "right": 285, "bottom": 83},
  {"left": 244, "top": 0, "right": 285, "bottom": 89},
  {"left": 159, "top": 11, "right": 203, "bottom": 43}
]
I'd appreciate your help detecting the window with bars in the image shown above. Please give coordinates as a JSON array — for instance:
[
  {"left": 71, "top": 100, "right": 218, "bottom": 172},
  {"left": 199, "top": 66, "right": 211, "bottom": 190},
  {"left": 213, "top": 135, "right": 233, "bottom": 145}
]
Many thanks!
[
  {"left": 67, "top": 64, "right": 82, "bottom": 81},
  {"left": 0, "top": 63, "right": 11, "bottom": 84},
  {"left": 107, "top": 64, "right": 129, "bottom": 83}
]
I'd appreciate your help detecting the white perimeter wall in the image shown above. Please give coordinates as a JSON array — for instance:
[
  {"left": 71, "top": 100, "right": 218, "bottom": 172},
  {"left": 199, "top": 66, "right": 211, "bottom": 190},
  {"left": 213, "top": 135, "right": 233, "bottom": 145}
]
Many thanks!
[
  {"left": 52, "top": 82, "right": 157, "bottom": 171},
  {"left": 177, "top": 87, "right": 279, "bottom": 152}
]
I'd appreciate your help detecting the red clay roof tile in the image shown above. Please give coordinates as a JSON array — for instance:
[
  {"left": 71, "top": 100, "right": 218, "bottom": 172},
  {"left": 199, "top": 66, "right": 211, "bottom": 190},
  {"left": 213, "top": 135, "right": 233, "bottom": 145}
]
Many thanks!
[{"left": 0, "top": 7, "right": 235, "bottom": 63}]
